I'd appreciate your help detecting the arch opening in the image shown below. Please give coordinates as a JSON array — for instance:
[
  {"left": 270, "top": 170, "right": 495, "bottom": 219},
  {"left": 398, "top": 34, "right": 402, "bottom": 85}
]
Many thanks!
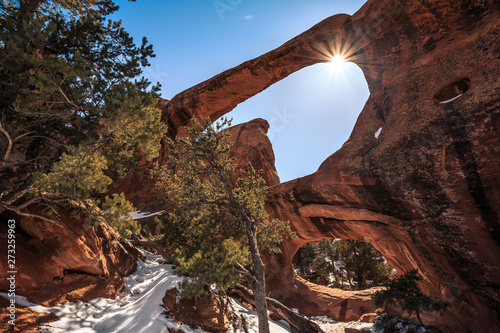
[
  {"left": 292, "top": 239, "right": 396, "bottom": 291},
  {"left": 223, "top": 61, "right": 370, "bottom": 182}
]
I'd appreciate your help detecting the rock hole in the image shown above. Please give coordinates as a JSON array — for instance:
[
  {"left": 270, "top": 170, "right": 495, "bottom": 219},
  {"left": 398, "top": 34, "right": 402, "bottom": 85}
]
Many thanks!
[
  {"left": 292, "top": 239, "right": 395, "bottom": 291},
  {"left": 433, "top": 78, "right": 470, "bottom": 104}
]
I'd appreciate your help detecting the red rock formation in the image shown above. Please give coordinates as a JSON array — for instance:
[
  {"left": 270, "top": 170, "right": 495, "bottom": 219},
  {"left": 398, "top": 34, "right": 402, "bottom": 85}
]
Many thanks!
[
  {"left": 163, "top": 288, "right": 230, "bottom": 332},
  {"left": 226, "top": 118, "right": 280, "bottom": 187},
  {"left": 0, "top": 207, "right": 141, "bottom": 305},
  {"left": 2, "top": 0, "right": 497, "bottom": 331},
  {"left": 159, "top": 1, "right": 500, "bottom": 332}
]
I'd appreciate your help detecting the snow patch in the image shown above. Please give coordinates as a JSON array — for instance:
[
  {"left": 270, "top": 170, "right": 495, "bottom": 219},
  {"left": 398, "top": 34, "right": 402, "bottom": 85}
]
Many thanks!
[
  {"left": 310, "top": 315, "right": 374, "bottom": 333},
  {"left": 439, "top": 93, "right": 462, "bottom": 104},
  {"left": 129, "top": 210, "right": 166, "bottom": 220},
  {"left": 0, "top": 293, "right": 49, "bottom": 313},
  {"left": 37, "top": 251, "right": 196, "bottom": 333}
]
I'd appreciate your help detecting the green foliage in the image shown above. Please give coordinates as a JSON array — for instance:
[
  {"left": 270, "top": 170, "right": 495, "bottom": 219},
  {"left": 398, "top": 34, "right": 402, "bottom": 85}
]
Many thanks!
[
  {"left": 102, "top": 193, "right": 140, "bottom": 238},
  {"left": 0, "top": 0, "right": 166, "bottom": 234},
  {"left": 156, "top": 117, "right": 293, "bottom": 299},
  {"left": 293, "top": 239, "right": 393, "bottom": 290},
  {"left": 372, "top": 269, "right": 449, "bottom": 325},
  {"left": 32, "top": 146, "right": 112, "bottom": 199},
  {"left": 174, "top": 238, "right": 249, "bottom": 299},
  {"left": 32, "top": 146, "right": 138, "bottom": 236},
  {"left": 235, "top": 164, "right": 295, "bottom": 254}
]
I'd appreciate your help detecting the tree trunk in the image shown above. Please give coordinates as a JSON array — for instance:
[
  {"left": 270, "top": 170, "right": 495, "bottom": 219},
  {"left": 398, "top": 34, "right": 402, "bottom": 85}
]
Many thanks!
[
  {"left": 245, "top": 218, "right": 270, "bottom": 333},
  {"left": 229, "top": 285, "right": 325, "bottom": 333},
  {"left": 416, "top": 312, "right": 424, "bottom": 326},
  {"left": 357, "top": 270, "right": 364, "bottom": 290}
]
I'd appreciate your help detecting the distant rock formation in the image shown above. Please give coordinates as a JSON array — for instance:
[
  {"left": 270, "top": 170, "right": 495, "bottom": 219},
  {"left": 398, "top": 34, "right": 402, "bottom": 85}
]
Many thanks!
[{"left": 160, "top": 1, "right": 500, "bottom": 332}]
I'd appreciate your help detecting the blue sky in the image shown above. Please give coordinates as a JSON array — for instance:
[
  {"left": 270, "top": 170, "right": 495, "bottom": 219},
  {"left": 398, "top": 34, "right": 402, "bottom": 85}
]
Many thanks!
[{"left": 112, "top": 0, "right": 369, "bottom": 182}]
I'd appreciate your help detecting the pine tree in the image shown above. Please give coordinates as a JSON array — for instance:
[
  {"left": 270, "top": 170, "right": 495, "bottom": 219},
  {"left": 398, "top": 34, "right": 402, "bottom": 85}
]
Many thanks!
[
  {"left": 157, "top": 117, "right": 293, "bottom": 333},
  {"left": 372, "top": 269, "right": 449, "bottom": 326},
  {"left": 0, "top": 0, "right": 167, "bottom": 230}
]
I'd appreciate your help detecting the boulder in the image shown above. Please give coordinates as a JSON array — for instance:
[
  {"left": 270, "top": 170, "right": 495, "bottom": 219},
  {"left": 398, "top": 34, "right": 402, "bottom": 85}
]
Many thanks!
[
  {"left": 359, "top": 313, "right": 378, "bottom": 323},
  {"left": 163, "top": 288, "right": 230, "bottom": 333},
  {"left": 0, "top": 296, "right": 58, "bottom": 333},
  {"left": 0, "top": 207, "right": 141, "bottom": 305}
]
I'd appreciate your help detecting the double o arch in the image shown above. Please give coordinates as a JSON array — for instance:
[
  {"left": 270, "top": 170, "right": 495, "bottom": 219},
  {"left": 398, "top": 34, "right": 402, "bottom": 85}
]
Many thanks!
[{"left": 161, "top": 2, "right": 500, "bottom": 332}]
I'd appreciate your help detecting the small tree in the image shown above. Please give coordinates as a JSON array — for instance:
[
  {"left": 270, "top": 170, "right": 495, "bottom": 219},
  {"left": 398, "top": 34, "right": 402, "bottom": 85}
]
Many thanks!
[
  {"left": 372, "top": 269, "right": 449, "bottom": 326},
  {"left": 156, "top": 117, "right": 293, "bottom": 333}
]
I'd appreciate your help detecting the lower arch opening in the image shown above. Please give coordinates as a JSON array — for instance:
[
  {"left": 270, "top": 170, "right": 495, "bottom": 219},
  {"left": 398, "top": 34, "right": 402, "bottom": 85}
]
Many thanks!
[{"left": 292, "top": 238, "right": 396, "bottom": 291}]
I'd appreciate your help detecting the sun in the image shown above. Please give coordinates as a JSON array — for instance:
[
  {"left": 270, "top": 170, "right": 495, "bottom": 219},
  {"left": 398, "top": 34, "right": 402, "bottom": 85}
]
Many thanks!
[{"left": 330, "top": 55, "right": 346, "bottom": 70}]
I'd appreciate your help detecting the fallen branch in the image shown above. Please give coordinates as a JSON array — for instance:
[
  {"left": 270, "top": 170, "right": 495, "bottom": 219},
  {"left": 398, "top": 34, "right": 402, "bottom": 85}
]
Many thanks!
[
  {"left": 130, "top": 234, "right": 171, "bottom": 262},
  {"left": 229, "top": 284, "right": 325, "bottom": 333}
]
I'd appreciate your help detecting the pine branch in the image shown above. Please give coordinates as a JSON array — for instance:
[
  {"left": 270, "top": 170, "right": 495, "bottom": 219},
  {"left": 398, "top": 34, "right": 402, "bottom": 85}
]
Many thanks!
[{"left": 234, "top": 262, "right": 258, "bottom": 285}]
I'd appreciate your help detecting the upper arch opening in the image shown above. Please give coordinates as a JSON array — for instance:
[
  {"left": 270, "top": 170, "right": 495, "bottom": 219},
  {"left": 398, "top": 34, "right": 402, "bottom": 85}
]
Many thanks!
[{"left": 223, "top": 61, "right": 369, "bottom": 182}]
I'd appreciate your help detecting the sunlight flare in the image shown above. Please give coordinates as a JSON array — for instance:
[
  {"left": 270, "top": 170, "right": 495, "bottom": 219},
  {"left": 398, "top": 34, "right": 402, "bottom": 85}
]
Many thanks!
[{"left": 330, "top": 54, "right": 346, "bottom": 71}]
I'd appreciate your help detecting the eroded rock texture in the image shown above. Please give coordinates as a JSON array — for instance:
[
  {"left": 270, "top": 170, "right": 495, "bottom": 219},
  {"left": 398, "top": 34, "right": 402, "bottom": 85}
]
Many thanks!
[
  {"left": 161, "top": 0, "right": 500, "bottom": 331},
  {"left": 226, "top": 118, "right": 280, "bottom": 187},
  {"left": 163, "top": 288, "right": 230, "bottom": 332},
  {"left": 0, "top": 208, "right": 141, "bottom": 305}
]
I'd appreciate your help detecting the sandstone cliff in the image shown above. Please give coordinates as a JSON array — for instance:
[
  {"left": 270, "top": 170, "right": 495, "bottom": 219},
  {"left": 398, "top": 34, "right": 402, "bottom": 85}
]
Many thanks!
[{"left": 0, "top": 207, "right": 141, "bottom": 306}]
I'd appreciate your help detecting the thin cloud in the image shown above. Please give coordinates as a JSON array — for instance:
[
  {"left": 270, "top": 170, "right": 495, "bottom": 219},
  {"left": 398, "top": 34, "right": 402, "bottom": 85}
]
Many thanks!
[{"left": 244, "top": 15, "right": 254, "bottom": 20}]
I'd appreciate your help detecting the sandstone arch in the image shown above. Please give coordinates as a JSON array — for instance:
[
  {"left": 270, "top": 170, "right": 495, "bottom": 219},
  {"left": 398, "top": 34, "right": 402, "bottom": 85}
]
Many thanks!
[{"left": 161, "top": 1, "right": 500, "bottom": 332}]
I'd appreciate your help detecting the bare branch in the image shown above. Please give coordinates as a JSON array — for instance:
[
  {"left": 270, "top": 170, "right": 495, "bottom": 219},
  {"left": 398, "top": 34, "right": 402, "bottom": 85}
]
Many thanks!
[
  {"left": 234, "top": 262, "right": 258, "bottom": 285},
  {"left": 13, "top": 131, "right": 36, "bottom": 142},
  {"left": 0, "top": 201, "right": 61, "bottom": 226},
  {"left": 0, "top": 120, "right": 13, "bottom": 162},
  {"left": 130, "top": 234, "right": 171, "bottom": 262}
]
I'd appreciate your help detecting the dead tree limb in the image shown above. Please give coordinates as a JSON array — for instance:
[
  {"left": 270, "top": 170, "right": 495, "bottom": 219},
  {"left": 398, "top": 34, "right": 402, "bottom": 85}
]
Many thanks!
[
  {"left": 229, "top": 284, "right": 325, "bottom": 333},
  {"left": 130, "top": 234, "right": 171, "bottom": 262}
]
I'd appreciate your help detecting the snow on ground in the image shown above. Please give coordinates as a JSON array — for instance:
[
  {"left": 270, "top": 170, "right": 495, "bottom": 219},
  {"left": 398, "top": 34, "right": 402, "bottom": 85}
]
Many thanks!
[
  {"left": 37, "top": 251, "right": 201, "bottom": 333},
  {"left": 4, "top": 251, "right": 303, "bottom": 333},
  {"left": 310, "top": 316, "right": 373, "bottom": 333},
  {"left": 229, "top": 299, "right": 291, "bottom": 333}
]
